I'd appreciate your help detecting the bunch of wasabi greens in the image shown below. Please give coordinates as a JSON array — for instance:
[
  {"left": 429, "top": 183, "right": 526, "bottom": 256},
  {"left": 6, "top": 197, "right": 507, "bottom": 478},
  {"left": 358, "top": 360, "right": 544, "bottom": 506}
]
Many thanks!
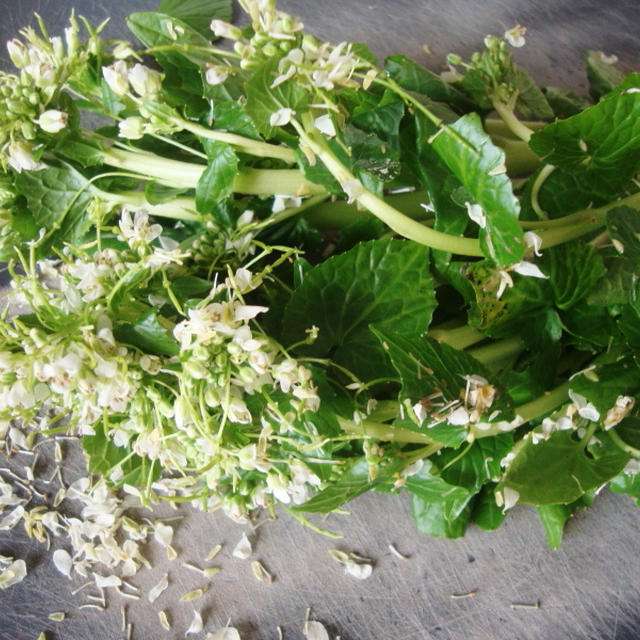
[{"left": 0, "top": 0, "right": 639, "bottom": 550}]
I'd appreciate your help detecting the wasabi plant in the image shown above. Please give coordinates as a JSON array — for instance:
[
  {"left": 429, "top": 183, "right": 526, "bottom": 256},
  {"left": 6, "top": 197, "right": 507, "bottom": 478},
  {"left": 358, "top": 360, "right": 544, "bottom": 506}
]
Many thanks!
[{"left": 0, "top": 0, "right": 639, "bottom": 550}]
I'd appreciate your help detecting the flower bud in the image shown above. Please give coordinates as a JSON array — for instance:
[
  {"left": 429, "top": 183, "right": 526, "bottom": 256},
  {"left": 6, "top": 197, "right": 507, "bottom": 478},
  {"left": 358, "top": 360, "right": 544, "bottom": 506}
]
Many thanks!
[
  {"left": 118, "top": 116, "right": 144, "bottom": 140},
  {"left": 37, "top": 109, "right": 68, "bottom": 133},
  {"left": 7, "top": 140, "right": 45, "bottom": 173},
  {"left": 102, "top": 60, "right": 129, "bottom": 96},
  {"left": 210, "top": 20, "right": 242, "bottom": 40},
  {"left": 7, "top": 39, "right": 29, "bottom": 68},
  {"left": 128, "top": 63, "right": 162, "bottom": 97},
  {"left": 205, "top": 67, "right": 228, "bottom": 86},
  {"left": 112, "top": 42, "right": 136, "bottom": 59}
]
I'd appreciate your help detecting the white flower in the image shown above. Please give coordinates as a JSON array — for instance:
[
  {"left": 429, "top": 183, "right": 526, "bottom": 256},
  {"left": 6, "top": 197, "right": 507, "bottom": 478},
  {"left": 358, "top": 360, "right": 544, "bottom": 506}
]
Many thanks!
[
  {"left": 227, "top": 397, "right": 252, "bottom": 424},
  {"left": 272, "top": 194, "right": 303, "bottom": 213},
  {"left": 496, "top": 486, "right": 520, "bottom": 511},
  {"left": 568, "top": 390, "right": 600, "bottom": 422},
  {"left": 128, "top": 64, "right": 162, "bottom": 96},
  {"left": 102, "top": 60, "right": 129, "bottom": 95},
  {"left": 37, "top": 109, "right": 68, "bottom": 133},
  {"left": 118, "top": 209, "right": 162, "bottom": 245},
  {"left": 269, "top": 107, "right": 295, "bottom": 127},
  {"left": 448, "top": 406, "right": 470, "bottom": 426},
  {"left": 7, "top": 140, "right": 45, "bottom": 173},
  {"left": 341, "top": 178, "right": 363, "bottom": 204},
  {"left": 205, "top": 67, "right": 229, "bottom": 86},
  {"left": 524, "top": 231, "right": 543, "bottom": 256},
  {"left": 118, "top": 116, "right": 145, "bottom": 139},
  {"left": 314, "top": 114, "right": 336, "bottom": 137},
  {"left": 512, "top": 261, "right": 547, "bottom": 279},
  {"left": 465, "top": 202, "right": 486, "bottom": 228},
  {"left": 504, "top": 25, "right": 526, "bottom": 48}
]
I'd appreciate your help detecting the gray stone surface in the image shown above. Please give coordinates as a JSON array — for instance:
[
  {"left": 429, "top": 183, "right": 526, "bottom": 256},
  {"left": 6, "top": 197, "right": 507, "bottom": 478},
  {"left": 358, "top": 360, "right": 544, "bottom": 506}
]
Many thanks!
[{"left": 1, "top": 2, "right": 640, "bottom": 639}]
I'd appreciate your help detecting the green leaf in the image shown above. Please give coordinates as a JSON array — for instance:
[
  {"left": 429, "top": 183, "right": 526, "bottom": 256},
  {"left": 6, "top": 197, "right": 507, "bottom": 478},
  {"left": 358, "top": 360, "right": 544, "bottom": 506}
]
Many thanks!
[
  {"left": 213, "top": 101, "right": 262, "bottom": 139},
  {"left": 244, "top": 58, "right": 308, "bottom": 139},
  {"left": 384, "top": 54, "right": 474, "bottom": 112},
  {"left": 54, "top": 133, "right": 105, "bottom": 168},
  {"left": 500, "top": 430, "right": 629, "bottom": 505},
  {"left": 170, "top": 275, "right": 213, "bottom": 301},
  {"left": 195, "top": 141, "right": 238, "bottom": 214},
  {"left": 14, "top": 162, "right": 95, "bottom": 248},
  {"left": 513, "top": 67, "right": 554, "bottom": 120},
  {"left": 114, "top": 309, "right": 179, "bottom": 356},
  {"left": 282, "top": 238, "right": 435, "bottom": 381},
  {"left": 529, "top": 80, "right": 640, "bottom": 198},
  {"left": 294, "top": 457, "right": 401, "bottom": 514},
  {"left": 543, "top": 86, "right": 592, "bottom": 118},
  {"left": 569, "top": 359, "right": 640, "bottom": 418},
  {"left": 101, "top": 80, "right": 126, "bottom": 116},
  {"left": 472, "top": 484, "right": 505, "bottom": 531},
  {"left": 411, "top": 494, "right": 470, "bottom": 538},
  {"left": 536, "top": 494, "right": 594, "bottom": 549},
  {"left": 607, "top": 206, "right": 640, "bottom": 263},
  {"left": 157, "top": 0, "right": 232, "bottom": 37},
  {"left": 610, "top": 468, "right": 640, "bottom": 506},
  {"left": 585, "top": 50, "right": 626, "bottom": 100},
  {"left": 83, "top": 423, "right": 159, "bottom": 488},
  {"left": 144, "top": 181, "right": 188, "bottom": 205},
  {"left": 128, "top": 12, "right": 214, "bottom": 63},
  {"left": 430, "top": 113, "right": 523, "bottom": 265},
  {"left": 405, "top": 462, "right": 473, "bottom": 521},
  {"left": 543, "top": 242, "right": 606, "bottom": 310}
]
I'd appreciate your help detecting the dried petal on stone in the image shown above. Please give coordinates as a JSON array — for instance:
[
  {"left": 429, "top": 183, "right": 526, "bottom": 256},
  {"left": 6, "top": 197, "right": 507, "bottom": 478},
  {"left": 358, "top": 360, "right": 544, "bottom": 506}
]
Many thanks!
[
  {"left": 232, "top": 533, "right": 252, "bottom": 560},
  {"left": 53, "top": 549, "right": 73, "bottom": 579}
]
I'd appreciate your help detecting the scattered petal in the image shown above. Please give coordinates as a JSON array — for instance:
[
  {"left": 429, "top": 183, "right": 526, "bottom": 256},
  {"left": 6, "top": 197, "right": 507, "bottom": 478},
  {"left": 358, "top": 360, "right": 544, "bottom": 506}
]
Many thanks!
[
  {"left": 148, "top": 572, "right": 169, "bottom": 603},
  {"left": 0, "top": 559, "right": 27, "bottom": 589},
  {"left": 304, "top": 620, "right": 330, "bottom": 640},
  {"left": 186, "top": 610, "right": 203, "bottom": 636},
  {"left": 52, "top": 549, "right": 73, "bottom": 579},
  {"left": 232, "top": 533, "right": 252, "bottom": 560}
]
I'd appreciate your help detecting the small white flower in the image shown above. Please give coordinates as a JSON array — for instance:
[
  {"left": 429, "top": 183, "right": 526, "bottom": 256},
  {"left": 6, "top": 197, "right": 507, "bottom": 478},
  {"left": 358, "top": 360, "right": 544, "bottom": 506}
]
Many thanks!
[
  {"left": 118, "top": 209, "right": 162, "bottom": 245},
  {"left": 7, "top": 140, "right": 45, "bottom": 173},
  {"left": 269, "top": 107, "right": 295, "bottom": 127},
  {"left": 448, "top": 406, "right": 470, "bottom": 426},
  {"left": 37, "top": 109, "right": 68, "bottom": 133},
  {"left": 568, "top": 390, "right": 601, "bottom": 422},
  {"left": 504, "top": 25, "right": 526, "bottom": 48},
  {"left": 524, "top": 231, "right": 543, "bottom": 256},
  {"left": 314, "top": 114, "right": 336, "bottom": 137},
  {"left": 118, "top": 116, "right": 145, "bottom": 140},
  {"left": 102, "top": 60, "right": 129, "bottom": 95},
  {"left": 205, "top": 67, "right": 229, "bottom": 86},
  {"left": 272, "top": 194, "right": 303, "bottom": 213},
  {"left": 341, "top": 178, "right": 363, "bottom": 204},
  {"left": 465, "top": 202, "right": 486, "bottom": 229},
  {"left": 496, "top": 486, "right": 520, "bottom": 511},
  {"left": 512, "top": 261, "right": 547, "bottom": 279},
  {"left": 128, "top": 63, "right": 162, "bottom": 96}
]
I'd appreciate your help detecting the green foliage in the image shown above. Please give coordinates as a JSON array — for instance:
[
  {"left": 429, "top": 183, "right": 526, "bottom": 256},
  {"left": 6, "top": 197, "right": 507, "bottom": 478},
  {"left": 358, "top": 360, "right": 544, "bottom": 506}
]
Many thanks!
[
  {"left": 282, "top": 238, "right": 436, "bottom": 381},
  {"left": 157, "top": 0, "right": 233, "bottom": 37}
]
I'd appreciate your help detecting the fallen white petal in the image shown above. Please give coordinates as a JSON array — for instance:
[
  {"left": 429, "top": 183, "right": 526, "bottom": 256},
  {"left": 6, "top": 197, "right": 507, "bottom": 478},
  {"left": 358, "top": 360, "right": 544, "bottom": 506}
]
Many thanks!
[
  {"left": 148, "top": 572, "right": 169, "bottom": 603},
  {"left": 52, "top": 549, "right": 73, "bottom": 579},
  {"left": 512, "top": 261, "right": 547, "bottom": 279},
  {"left": 304, "top": 620, "right": 330, "bottom": 640},
  {"left": 154, "top": 522, "right": 174, "bottom": 547},
  {"left": 232, "top": 533, "right": 252, "bottom": 560},
  {"left": 94, "top": 573, "right": 122, "bottom": 589},
  {"left": 344, "top": 559, "right": 373, "bottom": 580},
  {"left": 0, "top": 559, "right": 27, "bottom": 589},
  {"left": 186, "top": 610, "right": 203, "bottom": 635},
  {"left": 207, "top": 627, "right": 241, "bottom": 640}
]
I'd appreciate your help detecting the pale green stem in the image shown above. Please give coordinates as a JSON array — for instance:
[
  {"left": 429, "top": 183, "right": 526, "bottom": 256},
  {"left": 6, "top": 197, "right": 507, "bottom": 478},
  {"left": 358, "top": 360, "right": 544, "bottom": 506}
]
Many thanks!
[
  {"left": 102, "top": 189, "right": 200, "bottom": 222},
  {"left": 294, "top": 118, "right": 483, "bottom": 257},
  {"left": 490, "top": 98, "right": 535, "bottom": 142},
  {"left": 101, "top": 147, "right": 323, "bottom": 196},
  {"left": 609, "top": 429, "right": 640, "bottom": 457},
  {"left": 484, "top": 118, "right": 548, "bottom": 138},
  {"left": 336, "top": 415, "right": 436, "bottom": 444},
  {"left": 516, "top": 381, "right": 570, "bottom": 424},
  {"left": 468, "top": 336, "right": 525, "bottom": 367},
  {"left": 530, "top": 164, "right": 556, "bottom": 220},
  {"left": 176, "top": 119, "right": 297, "bottom": 163},
  {"left": 429, "top": 324, "right": 486, "bottom": 350}
]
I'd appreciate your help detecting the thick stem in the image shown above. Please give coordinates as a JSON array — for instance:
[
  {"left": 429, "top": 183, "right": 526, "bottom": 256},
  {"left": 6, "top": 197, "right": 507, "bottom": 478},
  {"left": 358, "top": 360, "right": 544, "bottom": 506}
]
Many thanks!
[
  {"left": 516, "top": 381, "right": 570, "bottom": 424},
  {"left": 103, "top": 190, "right": 200, "bottom": 221},
  {"left": 468, "top": 336, "right": 525, "bottom": 367},
  {"left": 101, "top": 148, "right": 323, "bottom": 196},
  {"left": 490, "top": 99, "right": 535, "bottom": 142},
  {"left": 484, "top": 118, "right": 547, "bottom": 138},
  {"left": 429, "top": 324, "right": 486, "bottom": 350},
  {"left": 336, "top": 415, "right": 435, "bottom": 444},
  {"left": 295, "top": 120, "right": 483, "bottom": 256},
  {"left": 177, "top": 119, "right": 297, "bottom": 163}
]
